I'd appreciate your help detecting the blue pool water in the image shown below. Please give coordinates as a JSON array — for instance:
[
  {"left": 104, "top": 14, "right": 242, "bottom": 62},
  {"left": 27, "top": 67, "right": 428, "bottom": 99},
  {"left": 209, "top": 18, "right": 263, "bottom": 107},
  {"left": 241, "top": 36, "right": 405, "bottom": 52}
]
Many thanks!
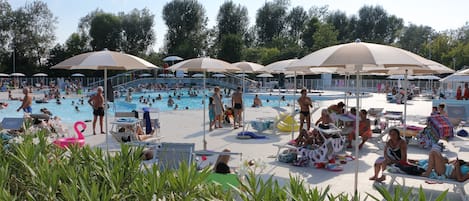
[{"left": 1, "top": 90, "right": 345, "bottom": 123}]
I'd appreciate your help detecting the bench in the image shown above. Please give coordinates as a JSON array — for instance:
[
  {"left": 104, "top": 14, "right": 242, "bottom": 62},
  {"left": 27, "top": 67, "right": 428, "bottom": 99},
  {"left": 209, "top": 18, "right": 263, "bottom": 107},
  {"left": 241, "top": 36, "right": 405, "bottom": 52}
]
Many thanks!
[{"left": 383, "top": 171, "right": 469, "bottom": 201}]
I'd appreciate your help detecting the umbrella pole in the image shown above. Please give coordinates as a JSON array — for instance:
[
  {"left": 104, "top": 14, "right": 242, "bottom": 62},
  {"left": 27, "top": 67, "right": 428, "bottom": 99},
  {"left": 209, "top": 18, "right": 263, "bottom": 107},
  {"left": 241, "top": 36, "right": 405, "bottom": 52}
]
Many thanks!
[
  {"left": 353, "top": 67, "right": 361, "bottom": 196},
  {"left": 203, "top": 70, "right": 207, "bottom": 150},
  {"left": 291, "top": 71, "right": 297, "bottom": 140},
  {"left": 242, "top": 70, "right": 246, "bottom": 133},
  {"left": 104, "top": 69, "right": 109, "bottom": 152},
  {"left": 403, "top": 70, "right": 408, "bottom": 137}
]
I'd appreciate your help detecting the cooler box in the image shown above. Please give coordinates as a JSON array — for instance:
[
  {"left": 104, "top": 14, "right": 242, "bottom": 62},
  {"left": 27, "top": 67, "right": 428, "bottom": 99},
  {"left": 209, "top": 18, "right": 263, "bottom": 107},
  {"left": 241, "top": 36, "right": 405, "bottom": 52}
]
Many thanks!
[{"left": 428, "top": 115, "right": 453, "bottom": 139}]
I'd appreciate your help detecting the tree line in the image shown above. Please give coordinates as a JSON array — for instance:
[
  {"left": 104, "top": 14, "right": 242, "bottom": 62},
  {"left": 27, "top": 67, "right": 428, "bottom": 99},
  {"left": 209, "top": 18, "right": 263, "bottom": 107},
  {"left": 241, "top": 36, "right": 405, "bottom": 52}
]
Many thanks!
[{"left": 0, "top": 0, "right": 468, "bottom": 77}]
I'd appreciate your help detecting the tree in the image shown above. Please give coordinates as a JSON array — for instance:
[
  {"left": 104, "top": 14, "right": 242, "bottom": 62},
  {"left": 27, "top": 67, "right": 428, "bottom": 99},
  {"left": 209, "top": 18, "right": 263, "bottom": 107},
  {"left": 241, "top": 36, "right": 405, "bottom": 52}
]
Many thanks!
[
  {"left": 301, "top": 17, "right": 320, "bottom": 50},
  {"left": 215, "top": 1, "right": 248, "bottom": 61},
  {"left": 0, "top": 0, "right": 12, "bottom": 72},
  {"left": 119, "top": 8, "right": 155, "bottom": 55},
  {"left": 9, "top": 1, "right": 57, "bottom": 73},
  {"left": 354, "top": 5, "right": 403, "bottom": 44},
  {"left": 326, "top": 10, "right": 353, "bottom": 43},
  {"left": 163, "top": 0, "right": 207, "bottom": 58},
  {"left": 65, "top": 33, "right": 89, "bottom": 56},
  {"left": 218, "top": 34, "right": 243, "bottom": 62},
  {"left": 312, "top": 23, "right": 338, "bottom": 51},
  {"left": 285, "top": 6, "right": 307, "bottom": 45},
  {"left": 89, "top": 13, "right": 121, "bottom": 51},
  {"left": 397, "top": 24, "right": 434, "bottom": 55},
  {"left": 255, "top": 0, "right": 289, "bottom": 46}
]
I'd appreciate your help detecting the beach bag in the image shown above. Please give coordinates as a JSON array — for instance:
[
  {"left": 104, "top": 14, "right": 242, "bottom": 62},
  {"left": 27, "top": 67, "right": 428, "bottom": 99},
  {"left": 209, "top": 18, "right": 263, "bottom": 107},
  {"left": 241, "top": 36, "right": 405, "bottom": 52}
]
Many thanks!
[{"left": 278, "top": 149, "right": 297, "bottom": 163}]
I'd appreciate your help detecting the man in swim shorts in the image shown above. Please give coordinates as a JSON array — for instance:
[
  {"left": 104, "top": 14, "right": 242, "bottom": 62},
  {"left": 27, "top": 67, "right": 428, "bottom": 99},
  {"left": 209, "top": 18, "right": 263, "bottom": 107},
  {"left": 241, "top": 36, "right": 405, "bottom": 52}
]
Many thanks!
[
  {"left": 231, "top": 86, "right": 243, "bottom": 129},
  {"left": 88, "top": 86, "right": 105, "bottom": 135},
  {"left": 298, "top": 88, "right": 313, "bottom": 131},
  {"left": 17, "top": 88, "right": 32, "bottom": 113}
]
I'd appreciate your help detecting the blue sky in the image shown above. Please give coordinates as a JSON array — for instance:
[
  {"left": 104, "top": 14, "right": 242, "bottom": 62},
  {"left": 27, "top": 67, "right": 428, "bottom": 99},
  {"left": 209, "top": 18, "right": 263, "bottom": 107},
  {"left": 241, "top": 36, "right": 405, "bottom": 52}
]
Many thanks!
[{"left": 9, "top": 0, "right": 469, "bottom": 51}]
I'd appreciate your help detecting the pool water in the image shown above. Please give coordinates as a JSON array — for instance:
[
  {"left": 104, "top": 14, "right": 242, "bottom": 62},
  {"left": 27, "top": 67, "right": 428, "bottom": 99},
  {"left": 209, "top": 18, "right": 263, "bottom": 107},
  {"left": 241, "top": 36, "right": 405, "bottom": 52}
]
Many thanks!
[{"left": 1, "top": 90, "right": 345, "bottom": 123}]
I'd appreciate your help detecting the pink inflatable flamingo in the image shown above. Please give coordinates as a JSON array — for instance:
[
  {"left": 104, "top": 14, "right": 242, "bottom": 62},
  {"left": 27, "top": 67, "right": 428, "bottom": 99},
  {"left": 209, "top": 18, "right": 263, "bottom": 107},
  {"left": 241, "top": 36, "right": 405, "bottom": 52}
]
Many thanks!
[{"left": 53, "top": 121, "right": 86, "bottom": 148}]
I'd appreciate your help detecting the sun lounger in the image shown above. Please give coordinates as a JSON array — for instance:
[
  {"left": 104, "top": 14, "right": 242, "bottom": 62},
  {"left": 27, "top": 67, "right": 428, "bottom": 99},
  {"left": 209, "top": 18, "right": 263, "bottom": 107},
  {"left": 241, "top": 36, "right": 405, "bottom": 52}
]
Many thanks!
[
  {"left": 272, "top": 142, "right": 297, "bottom": 160},
  {"left": 157, "top": 142, "right": 195, "bottom": 171},
  {"left": 382, "top": 171, "right": 469, "bottom": 201},
  {"left": 0, "top": 118, "right": 24, "bottom": 130},
  {"left": 446, "top": 105, "right": 468, "bottom": 128}
]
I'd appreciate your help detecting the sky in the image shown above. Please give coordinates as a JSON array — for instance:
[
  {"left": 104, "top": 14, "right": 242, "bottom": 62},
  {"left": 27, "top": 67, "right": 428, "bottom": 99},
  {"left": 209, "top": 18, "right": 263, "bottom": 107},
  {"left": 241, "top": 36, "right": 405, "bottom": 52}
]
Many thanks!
[{"left": 9, "top": 0, "right": 469, "bottom": 51}]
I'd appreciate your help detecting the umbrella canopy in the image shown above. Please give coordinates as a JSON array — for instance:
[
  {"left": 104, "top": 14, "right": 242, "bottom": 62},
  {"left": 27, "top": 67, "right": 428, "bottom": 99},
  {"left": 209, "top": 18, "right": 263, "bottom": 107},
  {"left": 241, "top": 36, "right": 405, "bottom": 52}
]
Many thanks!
[
  {"left": 285, "top": 40, "right": 453, "bottom": 194},
  {"left": 260, "top": 59, "right": 299, "bottom": 73},
  {"left": 454, "top": 68, "right": 469, "bottom": 75},
  {"left": 212, "top": 73, "right": 226, "bottom": 78},
  {"left": 167, "top": 57, "right": 240, "bottom": 72},
  {"left": 235, "top": 73, "right": 249, "bottom": 77},
  {"left": 163, "top": 56, "right": 183, "bottom": 62},
  {"left": 158, "top": 73, "right": 175, "bottom": 77},
  {"left": 192, "top": 73, "right": 204, "bottom": 78},
  {"left": 71, "top": 73, "right": 85, "bottom": 77},
  {"left": 232, "top": 61, "right": 265, "bottom": 72},
  {"left": 10, "top": 73, "right": 25, "bottom": 77},
  {"left": 51, "top": 49, "right": 158, "bottom": 151},
  {"left": 51, "top": 49, "right": 157, "bottom": 70},
  {"left": 413, "top": 75, "right": 441, "bottom": 80},
  {"left": 139, "top": 73, "right": 152, "bottom": 77},
  {"left": 33, "top": 73, "right": 48, "bottom": 77},
  {"left": 256, "top": 73, "right": 274, "bottom": 78},
  {"left": 387, "top": 75, "right": 415, "bottom": 80},
  {"left": 440, "top": 68, "right": 469, "bottom": 82},
  {"left": 0, "top": 73, "right": 10, "bottom": 77}
]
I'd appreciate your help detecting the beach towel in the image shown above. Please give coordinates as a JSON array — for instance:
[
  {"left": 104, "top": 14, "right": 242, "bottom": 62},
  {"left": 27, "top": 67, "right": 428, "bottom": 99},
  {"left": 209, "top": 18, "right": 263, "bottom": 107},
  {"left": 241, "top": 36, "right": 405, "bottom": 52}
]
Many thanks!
[
  {"left": 143, "top": 111, "right": 153, "bottom": 134},
  {"left": 428, "top": 115, "right": 453, "bottom": 139}
]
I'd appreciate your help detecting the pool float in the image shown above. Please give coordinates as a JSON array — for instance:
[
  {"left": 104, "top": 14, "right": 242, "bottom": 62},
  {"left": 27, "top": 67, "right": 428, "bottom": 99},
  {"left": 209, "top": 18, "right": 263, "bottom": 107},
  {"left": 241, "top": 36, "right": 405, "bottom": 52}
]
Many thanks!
[
  {"left": 53, "top": 121, "right": 86, "bottom": 148},
  {"left": 236, "top": 131, "right": 266, "bottom": 139},
  {"left": 276, "top": 115, "right": 299, "bottom": 132}
]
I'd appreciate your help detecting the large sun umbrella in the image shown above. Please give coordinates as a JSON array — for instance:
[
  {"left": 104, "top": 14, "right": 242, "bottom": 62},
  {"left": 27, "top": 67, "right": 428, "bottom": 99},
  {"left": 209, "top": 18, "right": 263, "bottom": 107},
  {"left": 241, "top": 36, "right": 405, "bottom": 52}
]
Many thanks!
[
  {"left": 33, "top": 73, "right": 48, "bottom": 77},
  {"left": 287, "top": 40, "right": 450, "bottom": 195},
  {"left": 51, "top": 49, "right": 158, "bottom": 150},
  {"left": 71, "top": 73, "right": 85, "bottom": 77},
  {"left": 256, "top": 73, "right": 274, "bottom": 78},
  {"left": 10, "top": 73, "right": 25, "bottom": 77},
  {"left": 158, "top": 73, "right": 174, "bottom": 77},
  {"left": 163, "top": 55, "right": 183, "bottom": 62},
  {"left": 167, "top": 57, "right": 240, "bottom": 150},
  {"left": 139, "top": 73, "right": 153, "bottom": 77},
  {"left": 232, "top": 61, "right": 265, "bottom": 72},
  {"left": 192, "top": 73, "right": 204, "bottom": 78},
  {"left": 212, "top": 73, "right": 226, "bottom": 78},
  {"left": 454, "top": 68, "right": 469, "bottom": 75},
  {"left": 413, "top": 75, "right": 441, "bottom": 80},
  {"left": 387, "top": 75, "right": 415, "bottom": 80},
  {"left": 0, "top": 73, "right": 10, "bottom": 77}
]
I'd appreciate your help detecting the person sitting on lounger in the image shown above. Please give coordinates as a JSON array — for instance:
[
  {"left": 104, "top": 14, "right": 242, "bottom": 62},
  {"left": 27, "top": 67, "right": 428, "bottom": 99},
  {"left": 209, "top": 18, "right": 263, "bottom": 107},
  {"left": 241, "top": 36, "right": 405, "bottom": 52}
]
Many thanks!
[
  {"left": 135, "top": 124, "right": 154, "bottom": 141},
  {"left": 421, "top": 149, "right": 469, "bottom": 182},
  {"left": 213, "top": 149, "right": 232, "bottom": 174},
  {"left": 347, "top": 109, "right": 372, "bottom": 149},
  {"left": 370, "top": 128, "right": 407, "bottom": 182}
]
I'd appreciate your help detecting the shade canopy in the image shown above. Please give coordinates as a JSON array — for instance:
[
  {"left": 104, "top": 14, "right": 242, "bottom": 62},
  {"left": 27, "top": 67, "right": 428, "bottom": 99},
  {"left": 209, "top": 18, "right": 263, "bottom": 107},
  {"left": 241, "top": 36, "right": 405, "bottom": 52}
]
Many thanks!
[
  {"left": 192, "top": 73, "right": 204, "bottom": 78},
  {"left": 167, "top": 57, "right": 240, "bottom": 72},
  {"left": 212, "top": 73, "right": 226, "bottom": 78},
  {"left": 256, "top": 73, "right": 274, "bottom": 78},
  {"left": 51, "top": 49, "right": 158, "bottom": 70},
  {"left": 387, "top": 75, "right": 415, "bottom": 80},
  {"left": 440, "top": 68, "right": 469, "bottom": 82},
  {"left": 33, "top": 73, "right": 48, "bottom": 77},
  {"left": 235, "top": 73, "right": 249, "bottom": 77},
  {"left": 413, "top": 75, "right": 441, "bottom": 80},
  {"left": 158, "top": 73, "right": 175, "bottom": 77},
  {"left": 139, "top": 73, "right": 153, "bottom": 77},
  {"left": 10, "top": 73, "right": 25, "bottom": 77},
  {"left": 260, "top": 59, "right": 299, "bottom": 73},
  {"left": 0, "top": 73, "right": 10, "bottom": 77},
  {"left": 163, "top": 56, "right": 183, "bottom": 62},
  {"left": 232, "top": 61, "right": 265, "bottom": 72},
  {"left": 454, "top": 68, "right": 469, "bottom": 75},
  {"left": 71, "top": 73, "right": 85, "bottom": 77}
]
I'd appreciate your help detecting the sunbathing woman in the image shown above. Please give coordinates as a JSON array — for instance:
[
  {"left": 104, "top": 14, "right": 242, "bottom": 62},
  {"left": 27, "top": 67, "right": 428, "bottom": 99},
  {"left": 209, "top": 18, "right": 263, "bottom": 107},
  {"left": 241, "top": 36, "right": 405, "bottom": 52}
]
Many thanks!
[
  {"left": 421, "top": 149, "right": 469, "bottom": 182},
  {"left": 213, "top": 149, "right": 232, "bottom": 174},
  {"left": 370, "top": 128, "right": 407, "bottom": 182},
  {"left": 347, "top": 109, "right": 372, "bottom": 149}
]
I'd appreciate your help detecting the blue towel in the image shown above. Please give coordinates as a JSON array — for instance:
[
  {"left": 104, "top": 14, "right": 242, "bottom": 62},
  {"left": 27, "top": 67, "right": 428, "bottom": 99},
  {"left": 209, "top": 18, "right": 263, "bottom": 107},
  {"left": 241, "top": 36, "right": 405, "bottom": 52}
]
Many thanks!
[{"left": 143, "top": 111, "right": 153, "bottom": 134}]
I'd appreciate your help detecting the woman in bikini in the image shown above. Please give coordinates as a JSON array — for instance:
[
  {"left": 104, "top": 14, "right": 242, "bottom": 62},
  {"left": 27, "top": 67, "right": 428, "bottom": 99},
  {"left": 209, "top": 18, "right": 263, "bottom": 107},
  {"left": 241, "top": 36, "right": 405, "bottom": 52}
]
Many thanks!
[{"left": 370, "top": 128, "right": 407, "bottom": 182}]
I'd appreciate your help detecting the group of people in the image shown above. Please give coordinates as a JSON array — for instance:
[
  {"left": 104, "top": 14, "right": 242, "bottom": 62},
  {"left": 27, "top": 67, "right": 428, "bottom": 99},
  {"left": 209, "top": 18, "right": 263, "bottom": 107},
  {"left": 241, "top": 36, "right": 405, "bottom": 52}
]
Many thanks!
[
  {"left": 455, "top": 83, "right": 469, "bottom": 100},
  {"left": 208, "top": 86, "right": 243, "bottom": 131}
]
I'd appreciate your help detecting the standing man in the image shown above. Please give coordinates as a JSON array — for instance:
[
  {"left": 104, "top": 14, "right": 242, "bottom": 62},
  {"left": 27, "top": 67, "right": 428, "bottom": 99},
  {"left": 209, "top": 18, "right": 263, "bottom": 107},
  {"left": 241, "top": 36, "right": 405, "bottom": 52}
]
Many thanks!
[
  {"left": 231, "top": 86, "right": 243, "bottom": 129},
  {"left": 88, "top": 86, "right": 105, "bottom": 135},
  {"left": 298, "top": 88, "right": 313, "bottom": 131},
  {"left": 464, "top": 83, "right": 469, "bottom": 100},
  {"left": 16, "top": 88, "right": 32, "bottom": 113}
]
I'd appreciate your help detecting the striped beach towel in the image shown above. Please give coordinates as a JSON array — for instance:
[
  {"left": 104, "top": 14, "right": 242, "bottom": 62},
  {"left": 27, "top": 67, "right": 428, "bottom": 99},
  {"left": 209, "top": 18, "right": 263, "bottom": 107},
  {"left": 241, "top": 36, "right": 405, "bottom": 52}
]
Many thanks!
[{"left": 428, "top": 115, "right": 453, "bottom": 139}]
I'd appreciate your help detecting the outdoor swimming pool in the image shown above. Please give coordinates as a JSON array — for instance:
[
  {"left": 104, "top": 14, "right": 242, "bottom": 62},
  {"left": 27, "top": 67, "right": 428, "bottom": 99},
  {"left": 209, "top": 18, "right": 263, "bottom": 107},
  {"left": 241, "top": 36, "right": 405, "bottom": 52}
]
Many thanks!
[{"left": 1, "top": 90, "right": 347, "bottom": 123}]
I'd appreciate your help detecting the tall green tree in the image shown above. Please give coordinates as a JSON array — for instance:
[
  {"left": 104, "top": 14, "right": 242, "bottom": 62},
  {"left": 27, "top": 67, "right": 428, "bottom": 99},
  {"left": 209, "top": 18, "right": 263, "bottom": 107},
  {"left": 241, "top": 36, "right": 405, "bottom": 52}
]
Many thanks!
[
  {"left": 215, "top": 1, "right": 248, "bottom": 61},
  {"left": 89, "top": 13, "right": 121, "bottom": 51},
  {"left": 9, "top": 1, "right": 56, "bottom": 73},
  {"left": 163, "top": 0, "right": 207, "bottom": 58},
  {"left": 312, "top": 23, "right": 338, "bottom": 51},
  {"left": 301, "top": 17, "right": 320, "bottom": 51},
  {"left": 0, "top": 0, "right": 12, "bottom": 72},
  {"left": 354, "top": 5, "right": 403, "bottom": 44},
  {"left": 255, "top": 0, "right": 289, "bottom": 47},
  {"left": 285, "top": 6, "right": 307, "bottom": 45},
  {"left": 119, "top": 8, "right": 155, "bottom": 55},
  {"left": 397, "top": 24, "right": 434, "bottom": 55},
  {"left": 326, "top": 10, "right": 353, "bottom": 43}
]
